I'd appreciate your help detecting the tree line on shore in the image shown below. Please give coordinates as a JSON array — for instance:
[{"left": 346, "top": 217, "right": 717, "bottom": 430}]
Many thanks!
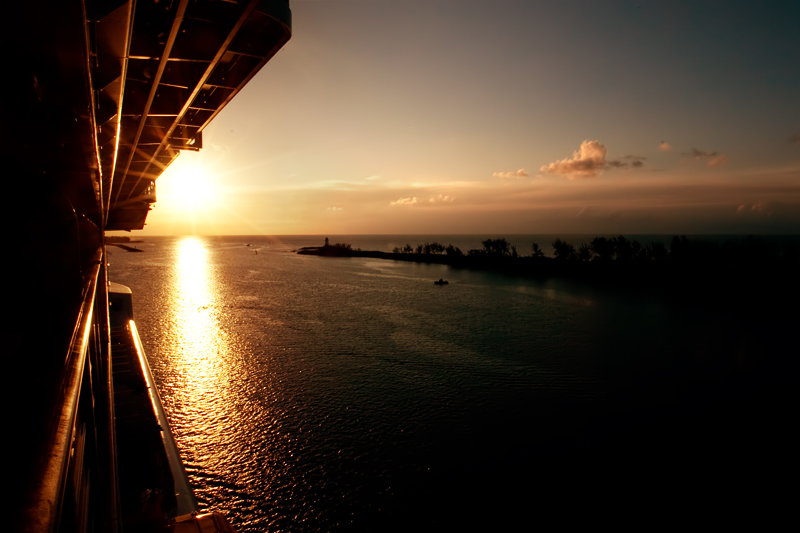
[
  {"left": 308, "top": 235, "right": 799, "bottom": 294},
  {"left": 390, "top": 235, "right": 796, "bottom": 264},
  {"left": 302, "top": 235, "right": 800, "bottom": 307}
]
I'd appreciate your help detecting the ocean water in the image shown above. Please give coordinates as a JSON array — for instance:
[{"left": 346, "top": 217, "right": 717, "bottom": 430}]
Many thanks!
[{"left": 107, "top": 235, "right": 792, "bottom": 530}]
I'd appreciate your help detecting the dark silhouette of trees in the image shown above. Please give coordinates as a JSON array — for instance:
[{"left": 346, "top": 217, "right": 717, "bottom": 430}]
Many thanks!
[
  {"left": 394, "top": 241, "right": 450, "bottom": 255},
  {"left": 552, "top": 239, "right": 576, "bottom": 260},
  {"left": 469, "top": 238, "right": 514, "bottom": 258},
  {"left": 590, "top": 237, "right": 615, "bottom": 261},
  {"left": 482, "top": 238, "right": 512, "bottom": 257},
  {"left": 302, "top": 235, "right": 800, "bottom": 306},
  {"left": 613, "top": 235, "right": 635, "bottom": 261},
  {"left": 348, "top": 235, "right": 800, "bottom": 273},
  {"left": 645, "top": 241, "right": 668, "bottom": 261},
  {"left": 669, "top": 235, "right": 721, "bottom": 262},
  {"left": 423, "top": 242, "right": 446, "bottom": 254},
  {"left": 577, "top": 243, "right": 593, "bottom": 262},
  {"left": 445, "top": 244, "right": 464, "bottom": 257}
]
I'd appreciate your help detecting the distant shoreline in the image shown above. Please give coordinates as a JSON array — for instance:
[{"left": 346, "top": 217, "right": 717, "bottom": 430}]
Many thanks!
[
  {"left": 297, "top": 237, "right": 800, "bottom": 307},
  {"left": 298, "top": 246, "right": 449, "bottom": 263},
  {"left": 108, "top": 243, "right": 144, "bottom": 252}
]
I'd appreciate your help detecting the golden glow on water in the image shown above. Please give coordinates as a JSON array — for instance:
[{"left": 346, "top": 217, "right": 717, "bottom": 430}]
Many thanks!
[{"left": 168, "top": 237, "right": 235, "bottom": 457}]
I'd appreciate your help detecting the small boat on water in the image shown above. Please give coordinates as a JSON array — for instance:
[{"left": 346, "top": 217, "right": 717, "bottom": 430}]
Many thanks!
[{"left": 434, "top": 278, "right": 449, "bottom": 285}]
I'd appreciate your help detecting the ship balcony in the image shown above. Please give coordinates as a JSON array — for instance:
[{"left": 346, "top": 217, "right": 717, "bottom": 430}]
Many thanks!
[{"left": 107, "top": 181, "right": 157, "bottom": 231}]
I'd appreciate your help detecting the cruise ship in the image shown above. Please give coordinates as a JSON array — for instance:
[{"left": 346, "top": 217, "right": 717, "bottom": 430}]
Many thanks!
[{"left": 6, "top": 1, "right": 291, "bottom": 531}]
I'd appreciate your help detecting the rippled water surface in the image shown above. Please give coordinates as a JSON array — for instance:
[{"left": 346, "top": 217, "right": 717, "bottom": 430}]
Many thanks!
[{"left": 108, "top": 235, "right": 779, "bottom": 530}]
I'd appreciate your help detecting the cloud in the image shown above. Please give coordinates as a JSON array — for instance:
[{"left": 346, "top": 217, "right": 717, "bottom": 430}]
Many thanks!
[
  {"left": 493, "top": 168, "right": 529, "bottom": 178},
  {"left": 540, "top": 140, "right": 607, "bottom": 178},
  {"left": 429, "top": 194, "right": 455, "bottom": 203},
  {"left": 658, "top": 141, "right": 673, "bottom": 151},
  {"left": 390, "top": 196, "right": 418, "bottom": 206},
  {"left": 737, "top": 202, "right": 774, "bottom": 217},
  {"left": 365, "top": 175, "right": 381, "bottom": 181},
  {"left": 685, "top": 148, "right": 727, "bottom": 167},
  {"left": 327, "top": 206, "right": 343, "bottom": 211},
  {"left": 687, "top": 148, "right": 719, "bottom": 158},
  {"left": 606, "top": 155, "right": 646, "bottom": 170},
  {"left": 708, "top": 154, "right": 728, "bottom": 167}
]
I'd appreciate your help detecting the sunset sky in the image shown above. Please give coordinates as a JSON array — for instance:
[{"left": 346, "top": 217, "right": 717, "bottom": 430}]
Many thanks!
[{"left": 132, "top": 0, "right": 800, "bottom": 236}]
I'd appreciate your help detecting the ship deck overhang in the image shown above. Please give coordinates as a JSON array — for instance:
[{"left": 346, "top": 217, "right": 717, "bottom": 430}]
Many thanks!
[
  {"left": 5, "top": 1, "right": 290, "bottom": 531},
  {"left": 108, "top": 0, "right": 292, "bottom": 230}
]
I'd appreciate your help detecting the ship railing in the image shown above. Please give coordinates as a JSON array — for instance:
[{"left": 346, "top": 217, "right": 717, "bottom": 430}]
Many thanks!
[
  {"left": 127, "top": 318, "right": 200, "bottom": 516},
  {"left": 24, "top": 250, "right": 120, "bottom": 532}
]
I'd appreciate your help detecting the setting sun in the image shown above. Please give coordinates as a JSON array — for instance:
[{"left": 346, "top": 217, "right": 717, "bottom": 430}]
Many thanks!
[
  {"left": 22, "top": 0, "right": 800, "bottom": 530},
  {"left": 160, "top": 156, "right": 217, "bottom": 213}
]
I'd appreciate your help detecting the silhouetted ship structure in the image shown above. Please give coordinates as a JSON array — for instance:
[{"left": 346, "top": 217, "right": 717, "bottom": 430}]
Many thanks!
[{"left": 8, "top": 1, "right": 291, "bottom": 531}]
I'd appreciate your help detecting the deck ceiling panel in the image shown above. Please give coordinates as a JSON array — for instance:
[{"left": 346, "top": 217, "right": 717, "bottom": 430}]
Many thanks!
[
  {"left": 127, "top": 1, "right": 178, "bottom": 59},
  {"left": 160, "top": 61, "right": 209, "bottom": 89},
  {"left": 139, "top": 125, "right": 167, "bottom": 144},
  {"left": 171, "top": 125, "right": 199, "bottom": 139},
  {"left": 179, "top": 108, "right": 215, "bottom": 126},
  {"left": 118, "top": 126, "right": 138, "bottom": 147},
  {"left": 127, "top": 162, "right": 151, "bottom": 176},
  {"left": 129, "top": 31, "right": 167, "bottom": 60},
  {"left": 170, "top": 18, "right": 228, "bottom": 61},
  {"left": 150, "top": 85, "right": 193, "bottom": 115},
  {"left": 120, "top": 79, "right": 152, "bottom": 116},
  {"left": 191, "top": 85, "right": 235, "bottom": 111},
  {"left": 156, "top": 153, "right": 179, "bottom": 166},
  {"left": 207, "top": 52, "right": 262, "bottom": 88},
  {"left": 185, "top": 0, "right": 242, "bottom": 25},
  {"left": 229, "top": 10, "right": 286, "bottom": 57},
  {"left": 126, "top": 58, "right": 160, "bottom": 85},
  {"left": 129, "top": 147, "right": 158, "bottom": 163}
]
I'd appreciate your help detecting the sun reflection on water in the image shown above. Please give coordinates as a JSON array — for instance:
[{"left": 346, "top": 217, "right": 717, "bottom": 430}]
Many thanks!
[{"left": 168, "top": 237, "right": 235, "bottom": 462}]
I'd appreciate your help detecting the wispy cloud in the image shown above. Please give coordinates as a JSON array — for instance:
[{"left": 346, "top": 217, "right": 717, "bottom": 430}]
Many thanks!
[
  {"left": 737, "top": 202, "right": 773, "bottom": 216},
  {"left": 687, "top": 148, "right": 718, "bottom": 158},
  {"left": 365, "top": 175, "right": 381, "bottom": 181},
  {"left": 708, "top": 155, "right": 728, "bottom": 167},
  {"left": 540, "top": 140, "right": 607, "bottom": 178},
  {"left": 391, "top": 196, "right": 418, "bottom": 206},
  {"left": 327, "top": 206, "right": 343, "bottom": 211},
  {"left": 606, "top": 155, "right": 646, "bottom": 170},
  {"left": 493, "top": 168, "right": 529, "bottom": 178},
  {"left": 429, "top": 194, "right": 455, "bottom": 203},
  {"left": 658, "top": 141, "right": 673, "bottom": 152},
  {"left": 685, "top": 148, "right": 727, "bottom": 167}
]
